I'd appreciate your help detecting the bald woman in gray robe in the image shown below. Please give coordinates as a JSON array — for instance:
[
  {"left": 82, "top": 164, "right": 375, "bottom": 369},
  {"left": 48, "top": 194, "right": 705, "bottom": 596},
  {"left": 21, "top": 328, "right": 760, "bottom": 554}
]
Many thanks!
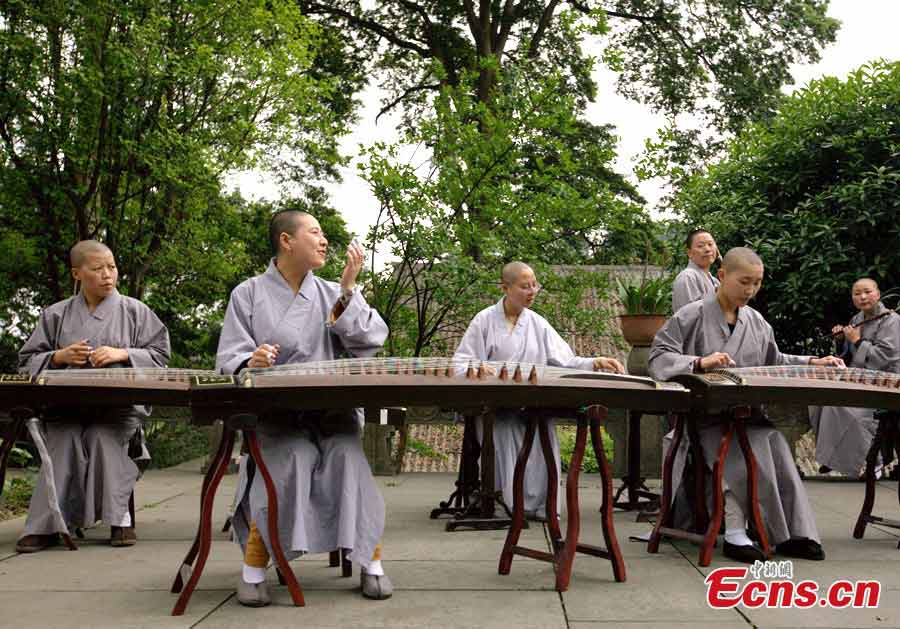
[
  {"left": 218, "top": 210, "right": 390, "bottom": 605},
  {"left": 672, "top": 230, "right": 720, "bottom": 313},
  {"left": 453, "top": 262, "right": 623, "bottom": 518},
  {"left": 649, "top": 247, "right": 843, "bottom": 561},
  {"left": 810, "top": 281, "right": 900, "bottom": 476},
  {"left": 16, "top": 241, "right": 170, "bottom": 552}
]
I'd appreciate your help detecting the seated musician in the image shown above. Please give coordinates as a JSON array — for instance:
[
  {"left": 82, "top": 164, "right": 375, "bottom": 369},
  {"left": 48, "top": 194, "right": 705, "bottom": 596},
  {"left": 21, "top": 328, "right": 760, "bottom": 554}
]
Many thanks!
[
  {"left": 16, "top": 240, "right": 171, "bottom": 553},
  {"left": 216, "top": 210, "right": 391, "bottom": 607},
  {"left": 810, "top": 278, "right": 900, "bottom": 477},
  {"left": 672, "top": 229, "right": 720, "bottom": 312},
  {"left": 453, "top": 261, "right": 625, "bottom": 519},
  {"left": 649, "top": 247, "right": 844, "bottom": 563}
]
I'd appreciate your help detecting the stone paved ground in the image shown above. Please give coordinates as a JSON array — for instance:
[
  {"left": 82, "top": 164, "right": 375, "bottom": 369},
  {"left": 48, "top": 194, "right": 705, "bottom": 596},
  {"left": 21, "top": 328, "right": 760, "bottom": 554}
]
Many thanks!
[{"left": 0, "top": 464, "right": 897, "bottom": 628}]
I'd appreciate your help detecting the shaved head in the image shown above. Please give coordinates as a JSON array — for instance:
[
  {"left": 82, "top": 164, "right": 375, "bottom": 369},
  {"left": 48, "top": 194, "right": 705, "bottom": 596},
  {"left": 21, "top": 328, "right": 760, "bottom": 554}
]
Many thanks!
[
  {"left": 269, "top": 210, "right": 312, "bottom": 255},
  {"left": 853, "top": 277, "right": 878, "bottom": 292},
  {"left": 721, "top": 247, "right": 763, "bottom": 272},
  {"left": 501, "top": 261, "right": 533, "bottom": 285},
  {"left": 70, "top": 240, "right": 113, "bottom": 268}
]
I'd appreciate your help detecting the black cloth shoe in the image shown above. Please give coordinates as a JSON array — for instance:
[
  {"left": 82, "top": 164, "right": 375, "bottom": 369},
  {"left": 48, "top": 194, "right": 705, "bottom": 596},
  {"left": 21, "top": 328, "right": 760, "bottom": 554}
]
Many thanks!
[
  {"left": 723, "top": 541, "right": 766, "bottom": 564},
  {"left": 15, "top": 533, "right": 59, "bottom": 554},
  {"left": 776, "top": 538, "right": 825, "bottom": 561},
  {"left": 818, "top": 464, "right": 832, "bottom": 474}
]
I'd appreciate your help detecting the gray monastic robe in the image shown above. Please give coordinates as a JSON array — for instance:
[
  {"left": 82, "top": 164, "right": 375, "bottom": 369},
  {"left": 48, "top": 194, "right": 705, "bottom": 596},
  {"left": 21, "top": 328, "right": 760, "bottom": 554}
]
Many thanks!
[
  {"left": 648, "top": 293, "right": 819, "bottom": 544},
  {"left": 453, "top": 299, "right": 595, "bottom": 517},
  {"left": 217, "top": 260, "right": 388, "bottom": 568},
  {"left": 672, "top": 260, "right": 720, "bottom": 313},
  {"left": 810, "top": 301, "right": 900, "bottom": 475},
  {"left": 18, "top": 290, "right": 170, "bottom": 537}
]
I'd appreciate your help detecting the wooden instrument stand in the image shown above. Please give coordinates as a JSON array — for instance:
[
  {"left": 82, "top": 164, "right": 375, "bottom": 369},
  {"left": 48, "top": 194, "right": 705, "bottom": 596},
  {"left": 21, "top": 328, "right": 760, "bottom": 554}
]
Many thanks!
[{"left": 498, "top": 406, "right": 626, "bottom": 591}]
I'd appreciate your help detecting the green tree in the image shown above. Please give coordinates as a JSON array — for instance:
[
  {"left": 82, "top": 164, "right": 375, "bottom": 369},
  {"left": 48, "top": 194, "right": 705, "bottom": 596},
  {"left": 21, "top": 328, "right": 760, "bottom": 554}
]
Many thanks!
[
  {"left": 674, "top": 60, "right": 900, "bottom": 354},
  {"left": 362, "top": 68, "right": 622, "bottom": 356},
  {"left": 0, "top": 0, "right": 358, "bottom": 368}
]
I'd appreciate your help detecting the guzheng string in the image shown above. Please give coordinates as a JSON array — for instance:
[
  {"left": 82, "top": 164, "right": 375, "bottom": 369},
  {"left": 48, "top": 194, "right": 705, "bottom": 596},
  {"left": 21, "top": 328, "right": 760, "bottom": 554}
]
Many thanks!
[
  {"left": 239, "top": 357, "right": 651, "bottom": 385},
  {"left": 710, "top": 366, "right": 900, "bottom": 388},
  {"left": 36, "top": 368, "right": 216, "bottom": 385}
]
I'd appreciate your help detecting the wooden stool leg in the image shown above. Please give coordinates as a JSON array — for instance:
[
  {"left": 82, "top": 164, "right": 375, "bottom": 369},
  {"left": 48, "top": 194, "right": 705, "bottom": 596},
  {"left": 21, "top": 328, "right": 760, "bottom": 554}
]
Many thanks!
[
  {"left": 537, "top": 418, "right": 562, "bottom": 550},
  {"left": 245, "top": 430, "right": 305, "bottom": 607},
  {"left": 329, "top": 549, "right": 340, "bottom": 567},
  {"left": 171, "top": 428, "right": 235, "bottom": 616},
  {"left": 589, "top": 410, "right": 625, "bottom": 583},
  {"left": 649, "top": 414, "right": 685, "bottom": 553},
  {"left": 853, "top": 418, "right": 885, "bottom": 539},
  {"left": 498, "top": 415, "right": 537, "bottom": 575},
  {"left": 554, "top": 417, "right": 587, "bottom": 591},
  {"left": 171, "top": 424, "right": 234, "bottom": 594},
  {"left": 734, "top": 418, "right": 770, "bottom": 557},
  {"left": 341, "top": 547, "right": 352, "bottom": 577},
  {"left": 700, "top": 422, "right": 733, "bottom": 567}
]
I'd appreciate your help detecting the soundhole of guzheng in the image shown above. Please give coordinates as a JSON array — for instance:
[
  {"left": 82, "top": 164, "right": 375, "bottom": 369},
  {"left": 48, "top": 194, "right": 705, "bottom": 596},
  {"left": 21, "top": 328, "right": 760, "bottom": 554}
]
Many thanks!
[
  {"left": 0, "top": 373, "right": 32, "bottom": 384},
  {"left": 192, "top": 374, "right": 236, "bottom": 387}
]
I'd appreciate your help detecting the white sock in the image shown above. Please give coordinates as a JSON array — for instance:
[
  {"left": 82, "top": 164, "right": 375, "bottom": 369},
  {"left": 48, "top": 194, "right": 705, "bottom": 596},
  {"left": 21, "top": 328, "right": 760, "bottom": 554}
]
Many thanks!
[
  {"left": 724, "top": 528, "right": 754, "bottom": 547},
  {"left": 117, "top": 511, "right": 132, "bottom": 527},
  {"left": 242, "top": 564, "right": 267, "bottom": 584},
  {"left": 364, "top": 560, "right": 385, "bottom": 576}
]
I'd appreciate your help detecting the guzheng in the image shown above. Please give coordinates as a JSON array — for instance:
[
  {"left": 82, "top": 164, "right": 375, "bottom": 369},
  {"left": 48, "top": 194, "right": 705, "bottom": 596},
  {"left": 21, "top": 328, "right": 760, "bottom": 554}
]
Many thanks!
[
  {"left": 221, "top": 357, "right": 691, "bottom": 415},
  {"left": 0, "top": 368, "right": 220, "bottom": 413},
  {"left": 676, "top": 366, "right": 900, "bottom": 413}
]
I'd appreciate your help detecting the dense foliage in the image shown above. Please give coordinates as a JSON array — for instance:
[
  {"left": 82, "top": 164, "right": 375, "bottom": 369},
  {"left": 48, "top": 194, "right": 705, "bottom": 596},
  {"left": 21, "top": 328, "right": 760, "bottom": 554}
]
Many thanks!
[
  {"left": 674, "top": 61, "right": 900, "bottom": 354},
  {"left": 0, "top": 0, "right": 359, "bottom": 368}
]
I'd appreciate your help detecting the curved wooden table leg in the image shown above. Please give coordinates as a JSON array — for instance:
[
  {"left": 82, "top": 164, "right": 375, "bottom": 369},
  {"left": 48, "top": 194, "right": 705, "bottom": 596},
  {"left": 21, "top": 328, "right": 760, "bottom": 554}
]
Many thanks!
[
  {"left": 554, "top": 416, "right": 586, "bottom": 591},
  {"left": 649, "top": 413, "right": 685, "bottom": 554},
  {"left": 853, "top": 418, "right": 885, "bottom": 539},
  {"left": 686, "top": 417, "right": 709, "bottom": 534},
  {"left": 499, "top": 414, "right": 537, "bottom": 575},
  {"left": 245, "top": 429, "right": 305, "bottom": 607},
  {"left": 172, "top": 423, "right": 234, "bottom": 594},
  {"left": 0, "top": 418, "right": 25, "bottom": 500},
  {"left": 700, "top": 421, "right": 733, "bottom": 567},
  {"left": 537, "top": 417, "right": 563, "bottom": 551},
  {"left": 589, "top": 408, "right": 625, "bottom": 583},
  {"left": 734, "top": 415, "right": 770, "bottom": 558},
  {"left": 171, "top": 427, "right": 236, "bottom": 616}
]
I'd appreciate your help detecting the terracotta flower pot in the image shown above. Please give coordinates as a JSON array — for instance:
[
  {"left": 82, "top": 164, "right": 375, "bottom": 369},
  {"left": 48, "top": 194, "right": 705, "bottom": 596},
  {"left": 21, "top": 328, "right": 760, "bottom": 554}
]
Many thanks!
[{"left": 618, "top": 314, "right": 667, "bottom": 347}]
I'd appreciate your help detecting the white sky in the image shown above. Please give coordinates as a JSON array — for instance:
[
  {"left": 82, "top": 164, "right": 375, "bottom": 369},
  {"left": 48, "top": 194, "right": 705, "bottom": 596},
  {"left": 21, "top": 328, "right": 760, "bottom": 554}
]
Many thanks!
[{"left": 228, "top": 0, "right": 900, "bottom": 241}]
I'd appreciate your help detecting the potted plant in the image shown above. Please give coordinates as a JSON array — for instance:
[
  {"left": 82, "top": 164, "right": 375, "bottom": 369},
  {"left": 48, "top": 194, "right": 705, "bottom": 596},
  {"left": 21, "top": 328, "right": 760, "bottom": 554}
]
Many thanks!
[{"left": 616, "top": 273, "right": 674, "bottom": 346}]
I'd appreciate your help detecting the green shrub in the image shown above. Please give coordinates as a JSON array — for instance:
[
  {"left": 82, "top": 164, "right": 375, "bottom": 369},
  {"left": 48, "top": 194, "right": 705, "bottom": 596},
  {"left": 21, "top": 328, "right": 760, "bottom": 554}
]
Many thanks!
[
  {"left": 10, "top": 446, "right": 34, "bottom": 468},
  {"left": 557, "top": 426, "right": 614, "bottom": 473},
  {"left": 405, "top": 435, "right": 447, "bottom": 460},
  {"left": 144, "top": 421, "right": 210, "bottom": 469},
  {"left": 0, "top": 476, "right": 34, "bottom": 520}
]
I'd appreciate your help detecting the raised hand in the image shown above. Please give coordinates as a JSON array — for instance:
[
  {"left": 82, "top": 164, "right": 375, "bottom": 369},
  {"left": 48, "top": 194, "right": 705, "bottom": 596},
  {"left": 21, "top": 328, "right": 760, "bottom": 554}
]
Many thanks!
[
  {"left": 249, "top": 343, "right": 280, "bottom": 369},
  {"left": 51, "top": 340, "right": 93, "bottom": 367},
  {"left": 340, "top": 240, "right": 365, "bottom": 294}
]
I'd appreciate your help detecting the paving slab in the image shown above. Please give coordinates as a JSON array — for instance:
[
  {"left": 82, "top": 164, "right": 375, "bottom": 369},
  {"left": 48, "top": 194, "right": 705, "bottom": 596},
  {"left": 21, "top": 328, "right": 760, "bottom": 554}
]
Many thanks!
[
  {"left": 1, "top": 467, "right": 898, "bottom": 628},
  {"left": 198, "top": 589, "right": 567, "bottom": 629}
]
